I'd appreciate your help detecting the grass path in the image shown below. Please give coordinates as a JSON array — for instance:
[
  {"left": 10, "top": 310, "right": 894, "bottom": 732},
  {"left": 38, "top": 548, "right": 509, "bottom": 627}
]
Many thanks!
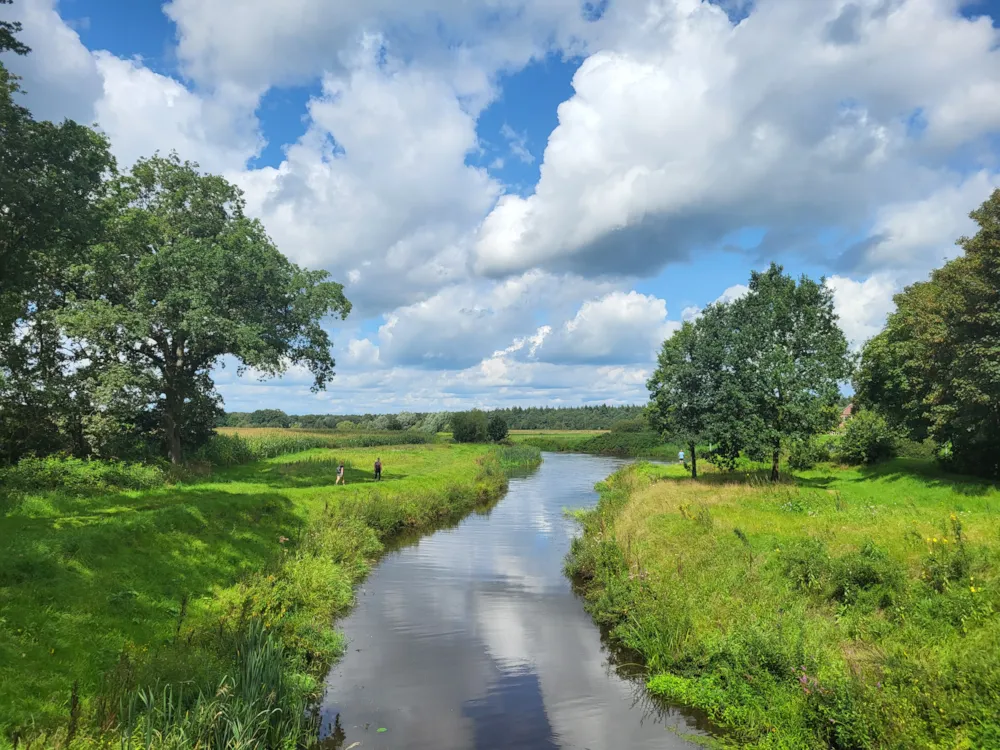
[{"left": 0, "top": 442, "right": 534, "bottom": 743}]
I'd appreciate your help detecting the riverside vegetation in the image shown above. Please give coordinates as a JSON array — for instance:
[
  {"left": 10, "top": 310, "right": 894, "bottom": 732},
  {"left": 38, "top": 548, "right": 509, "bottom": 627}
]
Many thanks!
[
  {"left": 567, "top": 459, "right": 1000, "bottom": 748},
  {"left": 0, "top": 430, "right": 540, "bottom": 748}
]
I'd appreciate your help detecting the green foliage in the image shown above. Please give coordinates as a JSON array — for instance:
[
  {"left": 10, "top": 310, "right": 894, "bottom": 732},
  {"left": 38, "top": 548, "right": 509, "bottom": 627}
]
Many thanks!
[
  {"left": 56, "top": 154, "right": 351, "bottom": 464},
  {"left": 450, "top": 409, "right": 488, "bottom": 443},
  {"left": 0, "top": 456, "right": 164, "bottom": 496},
  {"left": 647, "top": 264, "right": 852, "bottom": 482},
  {"left": 855, "top": 189, "right": 1000, "bottom": 478},
  {"left": 830, "top": 541, "right": 906, "bottom": 608},
  {"left": 515, "top": 430, "right": 678, "bottom": 458},
  {"left": 219, "top": 405, "right": 646, "bottom": 432},
  {"left": 647, "top": 316, "right": 730, "bottom": 477},
  {"left": 486, "top": 413, "right": 509, "bottom": 443},
  {"left": 727, "top": 264, "right": 852, "bottom": 480},
  {"left": 609, "top": 416, "right": 648, "bottom": 433},
  {"left": 787, "top": 438, "right": 832, "bottom": 470},
  {"left": 193, "top": 430, "right": 429, "bottom": 467},
  {"left": 838, "top": 409, "right": 899, "bottom": 465},
  {"left": 120, "top": 622, "right": 312, "bottom": 750},
  {"left": 0, "top": 27, "right": 114, "bottom": 465}
]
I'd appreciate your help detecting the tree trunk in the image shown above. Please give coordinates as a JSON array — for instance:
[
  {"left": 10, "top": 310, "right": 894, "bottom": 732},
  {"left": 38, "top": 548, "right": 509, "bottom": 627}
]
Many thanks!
[
  {"left": 771, "top": 443, "right": 780, "bottom": 482},
  {"left": 689, "top": 441, "right": 697, "bottom": 479},
  {"left": 164, "top": 390, "right": 182, "bottom": 465}
]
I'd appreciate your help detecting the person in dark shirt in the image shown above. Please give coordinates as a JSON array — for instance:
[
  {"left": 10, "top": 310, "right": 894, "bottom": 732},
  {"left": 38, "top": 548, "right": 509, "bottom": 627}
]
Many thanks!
[{"left": 374, "top": 457, "right": 382, "bottom": 481}]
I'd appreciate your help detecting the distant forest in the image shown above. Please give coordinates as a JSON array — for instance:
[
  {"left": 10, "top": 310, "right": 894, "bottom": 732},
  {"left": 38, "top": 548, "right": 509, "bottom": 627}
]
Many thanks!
[{"left": 218, "top": 404, "right": 646, "bottom": 431}]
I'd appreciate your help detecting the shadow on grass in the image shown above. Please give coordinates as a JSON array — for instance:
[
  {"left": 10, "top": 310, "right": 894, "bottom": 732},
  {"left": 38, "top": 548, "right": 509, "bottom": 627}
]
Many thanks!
[
  {"left": 648, "top": 458, "right": 995, "bottom": 497},
  {"left": 852, "top": 459, "right": 996, "bottom": 497},
  {"left": 0, "top": 487, "right": 305, "bottom": 730}
]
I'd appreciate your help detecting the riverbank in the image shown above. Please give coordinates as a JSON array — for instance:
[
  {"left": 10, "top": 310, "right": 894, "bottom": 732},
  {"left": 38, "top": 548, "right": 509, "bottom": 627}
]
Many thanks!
[
  {"left": 567, "top": 459, "right": 1000, "bottom": 748},
  {"left": 0, "top": 439, "right": 539, "bottom": 747},
  {"left": 510, "top": 429, "right": 683, "bottom": 459}
]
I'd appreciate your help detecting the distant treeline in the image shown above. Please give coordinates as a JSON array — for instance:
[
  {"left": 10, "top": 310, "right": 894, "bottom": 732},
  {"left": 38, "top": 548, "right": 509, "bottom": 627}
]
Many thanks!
[{"left": 217, "top": 404, "right": 645, "bottom": 431}]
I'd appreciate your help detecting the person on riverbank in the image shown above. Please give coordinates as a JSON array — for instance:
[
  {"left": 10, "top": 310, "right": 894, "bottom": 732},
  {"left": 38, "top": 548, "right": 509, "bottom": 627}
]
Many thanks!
[
  {"left": 335, "top": 462, "right": 345, "bottom": 485},
  {"left": 374, "top": 457, "right": 382, "bottom": 481}
]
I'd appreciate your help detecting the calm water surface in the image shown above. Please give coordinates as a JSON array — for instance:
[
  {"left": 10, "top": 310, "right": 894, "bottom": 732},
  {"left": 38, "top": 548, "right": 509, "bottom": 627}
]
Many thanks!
[{"left": 319, "top": 452, "right": 707, "bottom": 749}]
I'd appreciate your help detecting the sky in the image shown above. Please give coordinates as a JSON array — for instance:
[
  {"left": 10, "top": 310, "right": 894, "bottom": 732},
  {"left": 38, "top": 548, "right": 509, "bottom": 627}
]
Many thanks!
[{"left": 4, "top": 0, "right": 1000, "bottom": 414}]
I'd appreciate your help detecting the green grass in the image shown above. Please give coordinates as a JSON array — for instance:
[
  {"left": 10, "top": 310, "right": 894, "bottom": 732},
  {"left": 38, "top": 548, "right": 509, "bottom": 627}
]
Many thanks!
[
  {"left": 0, "top": 438, "right": 539, "bottom": 747},
  {"left": 567, "top": 458, "right": 1000, "bottom": 749},
  {"left": 510, "top": 429, "right": 684, "bottom": 458}
]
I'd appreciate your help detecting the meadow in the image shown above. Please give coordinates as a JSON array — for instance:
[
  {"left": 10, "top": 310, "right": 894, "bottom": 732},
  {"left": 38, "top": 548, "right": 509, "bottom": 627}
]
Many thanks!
[
  {"left": 0, "top": 431, "right": 539, "bottom": 748},
  {"left": 567, "top": 458, "right": 1000, "bottom": 749}
]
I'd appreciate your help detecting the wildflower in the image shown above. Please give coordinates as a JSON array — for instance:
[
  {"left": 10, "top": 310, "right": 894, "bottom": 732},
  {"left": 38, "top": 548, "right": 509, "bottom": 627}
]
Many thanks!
[
  {"left": 932, "top": 537, "right": 938, "bottom": 543},
  {"left": 970, "top": 586, "right": 977, "bottom": 593},
  {"left": 942, "top": 538, "right": 948, "bottom": 543}
]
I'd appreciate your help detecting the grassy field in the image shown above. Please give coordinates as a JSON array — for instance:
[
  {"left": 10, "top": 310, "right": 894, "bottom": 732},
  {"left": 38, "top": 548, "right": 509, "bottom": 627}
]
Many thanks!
[
  {"left": 567, "top": 459, "right": 1000, "bottom": 749},
  {"left": 0, "top": 435, "right": 539, "bottom": 747},
  {"left": 510, "top": 429, "right": 683, "bottom": 459}
]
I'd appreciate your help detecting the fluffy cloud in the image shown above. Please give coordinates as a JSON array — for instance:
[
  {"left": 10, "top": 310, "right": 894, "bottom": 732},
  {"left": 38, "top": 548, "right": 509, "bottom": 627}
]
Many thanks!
[
  {"left": 473, "top": 0, "right": 1000, "bottom": 279},
  {"left": 375, "top": 271, "right": 617, "bottom": 369},
  {"left": 826, "top": 273, "right": 899, "bottom": 349},
  {"left": 162, "top": 0, "right": 596, "bottom": 95},
  {"left": 233, "top": 43, "right": 502, "bottom": 314},
  {"left": 8, "top": 0, "right": 1000, "bottom": 413},
  {"left": 535, "top": 291, "right": 676, "bottom": 364},
  {"left": 840, "top": 171, "right": 1000, "bottom": 274},
  {"left": 2, "top": 0, "right": 103, "bottom": 123},
  {"left": 94, "top": 54, "right": 262, "bottom": 173}
]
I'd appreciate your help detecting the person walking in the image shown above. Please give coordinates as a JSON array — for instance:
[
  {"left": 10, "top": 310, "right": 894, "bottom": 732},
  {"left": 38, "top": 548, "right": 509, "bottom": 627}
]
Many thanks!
[
  {"left": 374, "top": 457, "right": 382, "bottom": 481},
  {"left": 335, "top": 461, "right": 345, "bottom": 485}
]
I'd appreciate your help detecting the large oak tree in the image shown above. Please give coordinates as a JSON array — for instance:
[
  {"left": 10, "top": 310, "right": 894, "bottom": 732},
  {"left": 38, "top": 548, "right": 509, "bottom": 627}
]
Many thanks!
[{"left": 60, "top": 154, "right": 351, "bottom": 463}]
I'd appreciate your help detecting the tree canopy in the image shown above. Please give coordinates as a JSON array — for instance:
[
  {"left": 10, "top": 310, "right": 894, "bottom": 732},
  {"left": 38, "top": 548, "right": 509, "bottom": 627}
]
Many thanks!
[
  {"left": 58, "top": 154, "right": 351, "bottom": 463},
  {"left": 855, "top": 189, "right": 1000, "bottom": 478},
  {"left": 648, "top": 264, "right": 852, "bottom": 480}
]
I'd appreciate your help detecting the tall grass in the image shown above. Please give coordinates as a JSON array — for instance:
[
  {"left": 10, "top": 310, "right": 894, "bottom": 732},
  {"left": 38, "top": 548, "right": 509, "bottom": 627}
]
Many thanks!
[
  {"left": 120, "top": 622, "right": 312, "bottom": 750},
  {"left": 194, "top": 430, "right": 429, "bottom": 466},
  {"left": 567, "top": 460, "right": 1000, "bottom": 748}
]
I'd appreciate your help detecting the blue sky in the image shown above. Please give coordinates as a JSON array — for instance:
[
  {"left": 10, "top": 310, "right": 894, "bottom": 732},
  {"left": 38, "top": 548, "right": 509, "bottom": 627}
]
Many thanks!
[{"left": 5, "top": 0, "right": 1000, "bottom": 414}]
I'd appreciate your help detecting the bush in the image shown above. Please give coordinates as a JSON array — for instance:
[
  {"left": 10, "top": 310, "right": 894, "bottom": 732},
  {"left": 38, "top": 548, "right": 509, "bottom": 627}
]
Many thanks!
[
  {"left": 0, "top": 455, "right": 165, "bottom": 494},
  {"left": 487, "top": 413, "right": 509, "bottom": 443},
  {"left": 610, "top": 416, "right": 648, "bottom": 433},
  {"left": 788, "top": 438, "right": 832, "bottom": 470},
  {"left": 838, "top": 409, "right": 899, "bottom": 465},
  {"left": 831, "top": 541, "right": 906, "bottom": 608},
  {"left": 896, "top": 437, "right": 937, "bottom": 459},
  {"left": 451, "top": 410, "right": 488, "bottom": 443}
]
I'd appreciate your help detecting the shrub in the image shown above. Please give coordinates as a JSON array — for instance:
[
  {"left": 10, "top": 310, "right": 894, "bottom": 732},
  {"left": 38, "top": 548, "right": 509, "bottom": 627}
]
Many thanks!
[
  {"left": 788, "top": 438, "right": 832, "bottom": 470},
  {"left": 451, "top": 410, "right": 488, "bottom": 443},
  {"left": 838, "top": 409, "right": 899, "bottom": 465},
  {"left": 896, "top": 437, "right": 937, "bottom": 459},
  {"left": 0, "top": 456, "right": 165, "bottom": 494},
  {"left": 610, "top": 416, "right": 648, "bottom": 433},
  {"left": 831, "top": 541, "right": 906, "bottom": 608},
  {"left": 487, "top": 413, "right": 509, "bottom": 443}
]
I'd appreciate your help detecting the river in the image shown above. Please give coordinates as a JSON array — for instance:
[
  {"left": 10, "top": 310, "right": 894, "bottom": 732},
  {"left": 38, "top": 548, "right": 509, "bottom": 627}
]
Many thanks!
[{"left": 317, "top": 452, "right": 708, "bottom": 749}]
